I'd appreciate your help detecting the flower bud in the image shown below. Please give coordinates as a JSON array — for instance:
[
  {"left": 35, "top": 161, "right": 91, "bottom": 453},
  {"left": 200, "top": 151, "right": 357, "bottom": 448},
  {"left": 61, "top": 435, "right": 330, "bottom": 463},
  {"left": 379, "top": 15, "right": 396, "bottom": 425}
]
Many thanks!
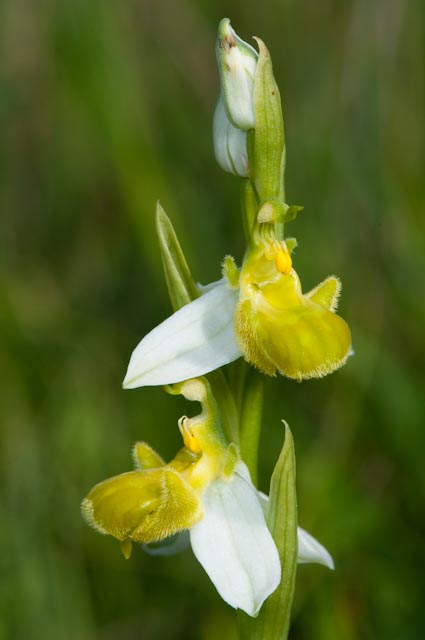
[
  {"left": 216, "top": 18, "right": 258, "bottom": 130},
  {"left": 213, "top": 94, "right": 249, "bottom": 176}
]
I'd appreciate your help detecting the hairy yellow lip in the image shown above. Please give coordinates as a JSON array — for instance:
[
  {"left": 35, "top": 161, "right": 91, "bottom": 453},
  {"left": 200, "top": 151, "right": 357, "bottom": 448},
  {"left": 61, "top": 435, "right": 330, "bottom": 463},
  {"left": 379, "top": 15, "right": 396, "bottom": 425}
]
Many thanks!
[{"left": 235, "top": 244, "right": 351, "bottom": 381}]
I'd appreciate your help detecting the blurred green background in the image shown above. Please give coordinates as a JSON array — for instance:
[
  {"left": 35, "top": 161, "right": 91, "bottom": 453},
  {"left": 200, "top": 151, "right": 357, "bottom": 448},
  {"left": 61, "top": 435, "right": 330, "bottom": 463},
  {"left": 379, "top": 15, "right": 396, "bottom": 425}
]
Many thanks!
[{"left": 1, "top": 0, "right": 424, "bottom": 638}]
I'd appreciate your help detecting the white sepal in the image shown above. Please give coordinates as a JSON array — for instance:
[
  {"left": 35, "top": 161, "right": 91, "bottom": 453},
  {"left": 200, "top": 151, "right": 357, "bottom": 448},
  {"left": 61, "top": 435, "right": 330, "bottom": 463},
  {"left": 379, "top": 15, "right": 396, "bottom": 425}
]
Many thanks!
[
  {"left": 123, "top": 282, "right": 240, "bottom": 388},
  {"left": 297, "top": 527, "right": 335, "bottom": 570},
  {"left": 213, "top": 95, "right": 249, "bottom": 177},
  {"left": 190, "top": 462, "right": 281, "bottom": 617},
  {"left": 257, "top": 491, "right": 334, "bottom": 570}
]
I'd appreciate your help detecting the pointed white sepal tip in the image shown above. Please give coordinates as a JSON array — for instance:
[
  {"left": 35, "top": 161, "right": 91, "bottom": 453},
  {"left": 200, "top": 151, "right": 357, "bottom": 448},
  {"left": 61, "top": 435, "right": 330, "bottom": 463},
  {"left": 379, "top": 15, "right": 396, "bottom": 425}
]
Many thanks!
[
  {"left": 190, "top": 462, "right": 280, "bottom": 617},
  {"left": 257, "top": 492, "right": 334, "bottom": 570},
  {"left": 297, "top": 527, "right": 335, "bottom": 570},
  {"left": 122, "top": 282, "right": 241, "bottom": 388}
]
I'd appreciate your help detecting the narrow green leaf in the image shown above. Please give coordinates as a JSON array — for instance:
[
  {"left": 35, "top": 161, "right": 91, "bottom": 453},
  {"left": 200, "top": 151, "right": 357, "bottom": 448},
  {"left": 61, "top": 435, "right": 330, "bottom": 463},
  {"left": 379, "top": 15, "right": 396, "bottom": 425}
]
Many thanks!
[
  {"left": 155, "top": 202, "right": 199, "bottom": 311},
  {"left": 252, "top": 38, "right": 285, "bottom": 203},
  {"left": 258, "top": 423, "right": 298, "bottom": 638}
]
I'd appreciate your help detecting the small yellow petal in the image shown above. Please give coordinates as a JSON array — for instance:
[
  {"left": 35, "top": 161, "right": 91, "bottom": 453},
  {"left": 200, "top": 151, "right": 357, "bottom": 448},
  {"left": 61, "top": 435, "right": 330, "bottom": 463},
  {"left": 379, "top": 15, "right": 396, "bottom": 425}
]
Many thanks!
[
  {"left": 132, "top": 442, "right": 165, "bottom": 470},
  {"left": 306, "top": 276, "right": 341, "bottom": 312},
  {"left": 222, "top": 254, "right": 240, "bottom": 288}
]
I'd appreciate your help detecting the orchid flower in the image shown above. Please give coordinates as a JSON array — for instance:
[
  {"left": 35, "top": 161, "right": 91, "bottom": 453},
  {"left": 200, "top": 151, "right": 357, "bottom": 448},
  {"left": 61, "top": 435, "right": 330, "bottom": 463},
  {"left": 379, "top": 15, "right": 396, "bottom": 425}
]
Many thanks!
[
  {"left": 123, "top": 237, "right": 351, "bottom": 388},
  {"left": 82, "top": 378, "right": 333, "bottom": 617}
]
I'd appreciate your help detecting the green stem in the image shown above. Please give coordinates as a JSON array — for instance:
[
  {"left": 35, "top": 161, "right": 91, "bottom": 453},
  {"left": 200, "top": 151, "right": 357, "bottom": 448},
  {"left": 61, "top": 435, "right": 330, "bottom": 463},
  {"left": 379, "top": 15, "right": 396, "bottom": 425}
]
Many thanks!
[
  {"left": 239, "top": 368, "right": 263, "bottom": 486},
  {"left": 227, "top": 358, "right": 247, "bottom": 415},
  {"left": 207, "top": 369, "right": 240, "bottom": 446}
]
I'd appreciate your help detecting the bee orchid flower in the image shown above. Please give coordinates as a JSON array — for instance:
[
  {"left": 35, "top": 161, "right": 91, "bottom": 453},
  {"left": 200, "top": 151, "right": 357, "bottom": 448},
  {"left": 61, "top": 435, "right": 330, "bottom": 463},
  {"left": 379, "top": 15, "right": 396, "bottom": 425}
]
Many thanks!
[
  {"left": 82, "top": 378, "right": 333, "bottom": 617},
  {"left": 123, "top": 238, "right": 351, "bottom": 388}
]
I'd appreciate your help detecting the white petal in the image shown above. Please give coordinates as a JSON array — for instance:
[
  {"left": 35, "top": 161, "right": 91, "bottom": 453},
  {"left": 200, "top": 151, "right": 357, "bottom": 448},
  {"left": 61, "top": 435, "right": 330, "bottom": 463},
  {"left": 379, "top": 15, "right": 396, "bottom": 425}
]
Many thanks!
[
  {"left": 190, "top": 462, "right": 280, "bottom": 617},
  {"left": 123, "top": 283, "right": 241, "bottom": 388},
  {"left": 257, "top": 492, "right": 334, "bottom": 570},
  {"left": 297, "top": 527, "right": 334, "bottom": 570}
]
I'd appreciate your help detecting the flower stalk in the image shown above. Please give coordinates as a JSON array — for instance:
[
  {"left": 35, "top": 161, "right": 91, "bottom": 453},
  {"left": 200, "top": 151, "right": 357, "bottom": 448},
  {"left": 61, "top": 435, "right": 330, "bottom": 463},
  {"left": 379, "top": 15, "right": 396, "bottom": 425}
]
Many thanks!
[{"left": 238, "top": 367, "right": 263, "bottom": 486}]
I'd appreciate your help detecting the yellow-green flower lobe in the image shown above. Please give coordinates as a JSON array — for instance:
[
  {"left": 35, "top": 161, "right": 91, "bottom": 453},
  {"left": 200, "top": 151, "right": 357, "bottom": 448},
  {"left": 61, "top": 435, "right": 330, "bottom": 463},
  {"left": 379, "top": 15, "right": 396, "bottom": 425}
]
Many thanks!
[{"left": 234, "top": 243, "right": 351, "bottom": 381}]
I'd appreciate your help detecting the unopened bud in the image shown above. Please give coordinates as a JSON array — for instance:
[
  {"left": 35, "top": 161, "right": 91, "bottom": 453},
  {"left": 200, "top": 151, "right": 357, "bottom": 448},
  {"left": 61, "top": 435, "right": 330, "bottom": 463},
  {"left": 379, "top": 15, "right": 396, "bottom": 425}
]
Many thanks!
[
  {"left": 213, "top": 94, "right": 249, "bottom": 176},
  {"left": 216, "top": 18, "right": 258, "bottom": 130}
]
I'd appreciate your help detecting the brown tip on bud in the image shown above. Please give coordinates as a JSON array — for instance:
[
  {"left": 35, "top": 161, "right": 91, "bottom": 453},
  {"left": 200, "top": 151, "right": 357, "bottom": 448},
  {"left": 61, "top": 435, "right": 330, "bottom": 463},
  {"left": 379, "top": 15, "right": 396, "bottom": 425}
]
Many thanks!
[{"left": 252, "top": 37, "right": 270, "bottom": 58}]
